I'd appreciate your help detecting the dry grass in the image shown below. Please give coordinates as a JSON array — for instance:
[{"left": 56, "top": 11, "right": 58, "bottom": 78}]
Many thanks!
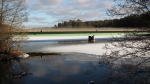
[{"left": 10, "top": 50, "right": 23, "bottom": 56}]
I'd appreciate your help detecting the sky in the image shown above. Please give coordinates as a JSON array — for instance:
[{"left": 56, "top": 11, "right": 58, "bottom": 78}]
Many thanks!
[{"left": 24, "top": 0, "right": 120, "bottom": 28}]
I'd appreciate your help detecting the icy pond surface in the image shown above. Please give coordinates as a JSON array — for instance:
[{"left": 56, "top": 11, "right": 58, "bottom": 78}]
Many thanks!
[
  {"left": 22, "top": 35, "right": 122, "bottom": 55},
  {"left": 1, "top": 36, "right": 150, "bottom": 84}
]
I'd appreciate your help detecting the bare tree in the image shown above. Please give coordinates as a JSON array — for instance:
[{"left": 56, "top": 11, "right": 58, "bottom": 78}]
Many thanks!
[
  {"left": 0, "top": 0, "right": 28, "bottom": 55},
  {"left": 105, "top": 0, "right": 150, "bottom": 59},
  {"left": 82, "top": 0, "right": 150, "bottom": 83},
  {"left": 107, "top": 0, "right": 150, "bottom": 17}
]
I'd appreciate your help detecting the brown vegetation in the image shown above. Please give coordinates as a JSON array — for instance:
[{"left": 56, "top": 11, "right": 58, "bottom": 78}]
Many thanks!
[
  {"left": 10, "top": 50, "right": 23, "bottom": 56},
  {"left": 0, "top": 0, "right": 28, "bottom": 58}
]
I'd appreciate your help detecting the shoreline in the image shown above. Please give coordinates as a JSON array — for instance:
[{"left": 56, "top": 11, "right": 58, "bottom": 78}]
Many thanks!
[
  {"left": 0, "top": 52, "right": 62, "bottom": 61},
  {"left": 26, "top": 52, "right": 61, "bottom": 56}
]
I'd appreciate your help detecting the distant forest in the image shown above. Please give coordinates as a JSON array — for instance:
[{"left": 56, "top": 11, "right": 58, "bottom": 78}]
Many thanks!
[{"left": 54, "top": 12, "right": 150, "bottom": 28}]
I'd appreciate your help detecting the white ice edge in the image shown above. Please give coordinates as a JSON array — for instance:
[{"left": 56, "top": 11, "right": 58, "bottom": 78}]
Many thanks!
[
  {"left": 18, "top": 53, "right": 29, "bottom": 58},
  {"left": 27, "top": 35, "right": 122, "bottom": 41}
]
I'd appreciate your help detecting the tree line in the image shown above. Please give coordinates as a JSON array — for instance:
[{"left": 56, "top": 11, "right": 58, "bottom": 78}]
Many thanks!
[{"left": 54, "top": 12, "right": 150, "bottom": 28}]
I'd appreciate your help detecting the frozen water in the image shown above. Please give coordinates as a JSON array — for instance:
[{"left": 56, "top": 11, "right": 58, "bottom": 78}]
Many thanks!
[
  {"left": 43, "top": 43, "right": 106, "bottom": 55},
  {"left": 27, "top": 35, "right": 122, "bottom": 41}
]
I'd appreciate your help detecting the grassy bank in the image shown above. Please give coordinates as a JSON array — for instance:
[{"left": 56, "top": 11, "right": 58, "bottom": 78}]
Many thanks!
[{"left": 27, "top": 32, "right": 125, "bottom": 37}]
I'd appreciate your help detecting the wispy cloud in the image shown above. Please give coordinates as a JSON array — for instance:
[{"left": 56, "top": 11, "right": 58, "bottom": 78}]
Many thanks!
[
  {"left": 25, "top": 0, "right": 115, "bottom": 27},
  {"left": 29, "top": 17, "right": 46, "bottom": 22}
]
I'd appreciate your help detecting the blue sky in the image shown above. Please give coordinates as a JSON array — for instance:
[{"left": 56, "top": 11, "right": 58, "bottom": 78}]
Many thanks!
[{"left": 24, "top": 0, "right": 121, "bottom": 28}]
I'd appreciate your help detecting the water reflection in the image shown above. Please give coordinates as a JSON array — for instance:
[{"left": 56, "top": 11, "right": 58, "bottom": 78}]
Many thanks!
[
  {"left": 1, "top": 53, "right": 150, "bottom": 84},
  {"left": 24, "top": 55, "right": 86, "bottom": 84},
  {"left": 3, "top": 53, "right": 111, "bottom": 84},
  {"left": 86, "top": 56, "right": 150, "bottom": 84},
  {"left": 5, "top": 39, "right": 150, "bottom": 84},
  {"left": 0, "top": 59, "right": 30, "bottom": 84}
]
